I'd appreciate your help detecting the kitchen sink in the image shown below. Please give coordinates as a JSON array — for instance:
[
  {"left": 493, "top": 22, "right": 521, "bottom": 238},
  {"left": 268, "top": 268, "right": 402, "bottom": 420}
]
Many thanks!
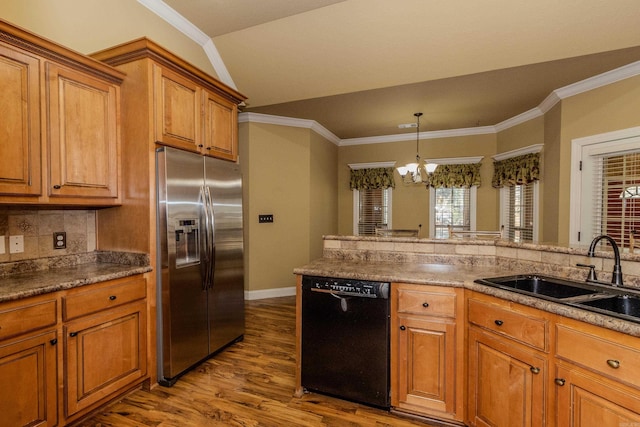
[
  {"left": 576, "top": 294, "right": 640, "bottom": 320},
  {"left": 475, "top": 275, "right": 602, "bottom": 300}
]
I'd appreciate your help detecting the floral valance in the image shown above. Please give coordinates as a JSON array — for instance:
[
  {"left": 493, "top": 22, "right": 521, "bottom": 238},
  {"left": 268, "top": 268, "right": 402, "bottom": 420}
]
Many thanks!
[
  {"left": 349, "top": 167, "right": 396, "bottom": 190},
  {"left": 492, "top": 152, "right": 540, "bottom": 188},
  {"left": 426, "top": 163, "right": 481, "bottom": 188}
]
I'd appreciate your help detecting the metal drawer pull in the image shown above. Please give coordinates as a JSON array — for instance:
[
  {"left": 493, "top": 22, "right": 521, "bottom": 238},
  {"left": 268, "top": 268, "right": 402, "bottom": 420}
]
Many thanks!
[
  {"left": 53, "top": 185, "right": 61, "bottom": 189},
  {"left": 50, "top": 339, "right": 58, "bottom": 345},
  {"left": 494, "top": 320, "right": 504, "bottom": 326},
  {"left": 607, "top": 359, "right": 620, "bottom": 369},
  {"left": 530, "top": 366, "right": 540, "bottom": 375},
  {"left": 400, "top": 325, "right": 406, "bottom": 331},
  {"left": 69, "top": 332, "right": 78, "bottom": 337},
  {"left": 554, "top": 378, "right": 566, "bottom": 386},
  {"left": 422, "top": 302, "right": 429, "bottom": 308},
  {"left": 109, "top": 295, "right": 117, "bottom": 301}
]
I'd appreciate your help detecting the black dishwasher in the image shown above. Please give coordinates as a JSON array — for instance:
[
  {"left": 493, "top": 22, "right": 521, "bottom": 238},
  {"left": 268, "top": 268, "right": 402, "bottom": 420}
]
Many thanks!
[{"left": 301, "top": 275, "right": 390, "bottom": 409}]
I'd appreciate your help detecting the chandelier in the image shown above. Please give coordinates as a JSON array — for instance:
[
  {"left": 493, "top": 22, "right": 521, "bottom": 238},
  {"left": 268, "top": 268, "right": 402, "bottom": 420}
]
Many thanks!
[{"left": 396, "top": 112, "right": 437, "bottom": 184}]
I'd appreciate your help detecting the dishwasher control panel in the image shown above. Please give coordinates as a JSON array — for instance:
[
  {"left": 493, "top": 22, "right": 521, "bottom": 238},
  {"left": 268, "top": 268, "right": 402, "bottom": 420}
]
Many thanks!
[{"left": 303, "top": 276, "right": 389, "bottom": 299}]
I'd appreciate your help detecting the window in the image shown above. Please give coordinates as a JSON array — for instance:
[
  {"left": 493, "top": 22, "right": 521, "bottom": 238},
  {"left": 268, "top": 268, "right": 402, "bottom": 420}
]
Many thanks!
[
  {"left": 430, "top": 187, "right": 477, "bottom": 238},
  {"left": 570, "top": 127, "right": 640, "bottom": 247},
  {"left": 501, "top": 183, "right": 537, "bottom": 242},
  {"left": 353, "top": 188, "right": 392, "bottom": 235}
]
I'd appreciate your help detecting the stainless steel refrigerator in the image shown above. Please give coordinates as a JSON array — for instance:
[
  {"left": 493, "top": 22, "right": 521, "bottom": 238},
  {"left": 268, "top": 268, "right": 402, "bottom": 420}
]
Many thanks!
[{"left": 156, "top": 146, "right": 245, "bottom": 386}]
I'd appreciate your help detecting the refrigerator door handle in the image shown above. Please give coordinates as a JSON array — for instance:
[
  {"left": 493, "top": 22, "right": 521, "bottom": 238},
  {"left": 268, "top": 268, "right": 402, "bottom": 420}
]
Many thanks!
[
  {"left": 200, "top": 186, "right": 211, "bottom": 290},
  {"left": 205, "top": 186, "right": 216, "bottom": 289}
]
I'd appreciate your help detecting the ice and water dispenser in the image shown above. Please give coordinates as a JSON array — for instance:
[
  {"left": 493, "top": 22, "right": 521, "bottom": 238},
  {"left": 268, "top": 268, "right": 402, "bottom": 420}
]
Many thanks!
[{"left": 175, "top": 219, "right": 199, "bottom": 267}]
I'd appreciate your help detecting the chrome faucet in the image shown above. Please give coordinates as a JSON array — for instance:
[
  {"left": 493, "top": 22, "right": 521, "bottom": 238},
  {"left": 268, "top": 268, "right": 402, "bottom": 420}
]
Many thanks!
[{"left": 587, "top": 235, "right": 623, "bottom": 286}]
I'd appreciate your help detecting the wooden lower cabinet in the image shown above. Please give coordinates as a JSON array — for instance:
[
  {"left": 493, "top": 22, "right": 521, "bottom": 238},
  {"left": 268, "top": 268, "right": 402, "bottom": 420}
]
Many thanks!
[
  {"left": 64, "top": 301, "right": 147, "bottom": 418},
  {"left": 555, "top": 364, "right": 640, "bottom": 426},
  {"left": 391, "top": 283, "right": 465, "bottom": 424},
  {"left": 0, "top": 330, "right": 58, "bottom": 427},
  {"left": 467, "top": 326, "right": 547, "bottom": 427}
]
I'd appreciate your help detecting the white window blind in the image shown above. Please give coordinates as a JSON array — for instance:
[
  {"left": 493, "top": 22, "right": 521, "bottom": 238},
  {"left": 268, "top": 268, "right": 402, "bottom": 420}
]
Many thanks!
[
  {"left": 434, "top": 187, "right": 470, "bottom": 238},
  {"left": 591, "top": 151, "right": 640, "bottom": 249},
  {"left": 503, "top": 183, "right": 534, "bottom": 242},
  {"left": 357, "top": 188, "right": 390, "bottom": 235}
]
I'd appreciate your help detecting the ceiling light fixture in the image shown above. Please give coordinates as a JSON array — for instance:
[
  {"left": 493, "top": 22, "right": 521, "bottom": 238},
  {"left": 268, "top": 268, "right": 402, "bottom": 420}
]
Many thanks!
[{"left": 396, "top": 112, "right": 438, "bottom": 184}]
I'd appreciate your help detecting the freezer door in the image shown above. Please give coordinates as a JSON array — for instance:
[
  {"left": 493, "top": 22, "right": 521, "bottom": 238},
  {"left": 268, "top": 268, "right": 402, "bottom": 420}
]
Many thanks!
[
  {"left": 204, "top": 156, "right": 245, "bottom": 352},
  {"left": 157, "top": 147, "right": 209, "bottom": 382}
]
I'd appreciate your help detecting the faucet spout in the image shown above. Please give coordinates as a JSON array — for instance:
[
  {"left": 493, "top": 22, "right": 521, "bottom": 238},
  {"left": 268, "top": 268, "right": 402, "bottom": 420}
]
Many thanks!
[{"left": 587, "top": 234, "right": 623, "bottom": 286}]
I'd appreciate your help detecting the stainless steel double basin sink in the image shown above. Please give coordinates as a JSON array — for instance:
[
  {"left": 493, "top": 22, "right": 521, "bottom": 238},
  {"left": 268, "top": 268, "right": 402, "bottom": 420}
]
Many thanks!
[{"left": 475, "top": 274, "right": 640, "bottom": 323}]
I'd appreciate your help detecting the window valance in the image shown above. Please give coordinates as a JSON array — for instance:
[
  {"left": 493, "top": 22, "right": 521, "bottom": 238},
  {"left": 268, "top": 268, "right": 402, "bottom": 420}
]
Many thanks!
[
  {"left": 427, "top": 163, "right": 481, "bottom": 188},
  {"left": 349, "top": 167, "right": 396, "bottom": 190},
  {"left": 492, "top": 152, "right": 540, "bottom": 188}
]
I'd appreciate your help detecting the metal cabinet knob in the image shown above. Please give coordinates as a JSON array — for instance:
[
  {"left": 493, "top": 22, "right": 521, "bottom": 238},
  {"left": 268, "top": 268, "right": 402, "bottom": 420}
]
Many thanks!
[
  {"left": 555, "top": 378, "right": 566, "bottom": 386},
  {"left": 494, "top": 320, "right": 504, "bottom": 326},
  {"left": 400, "top": 325, "right": 406, "bottom": 331},
  {"left": 53, "top": 185, "right": 61, "bottom": 189},
  {"left": 50, "top": 339, "right": 58, "bottom": 345},
  {"left": 69, "top": 332, "right": 78, "bottom": 337},
  {"left": 109, "top": 295, "right": 117, "bottom": 301},
  {"left": 530, "top": 366, "right": 540, "bottom": 375},
  {"left": 607, "top": 359, "right": 620, "bottom": 369},
  {"left": 422, "top": 302, "right": 429, "bottom": 308}
]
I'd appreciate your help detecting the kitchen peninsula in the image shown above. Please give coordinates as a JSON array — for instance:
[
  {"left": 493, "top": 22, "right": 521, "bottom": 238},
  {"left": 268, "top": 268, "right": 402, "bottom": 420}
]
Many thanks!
[{"left": 294, "top": 235, "right": 640, "bottom": 426}]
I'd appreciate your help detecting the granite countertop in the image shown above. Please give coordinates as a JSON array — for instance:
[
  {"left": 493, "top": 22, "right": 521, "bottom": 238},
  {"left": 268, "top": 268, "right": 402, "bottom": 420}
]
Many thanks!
[
  {"left": 294, "top": 258, "right": 640, "bottom": 338},
  {"left": 0, "top": 251, "right": 152, "bottom": 303}
]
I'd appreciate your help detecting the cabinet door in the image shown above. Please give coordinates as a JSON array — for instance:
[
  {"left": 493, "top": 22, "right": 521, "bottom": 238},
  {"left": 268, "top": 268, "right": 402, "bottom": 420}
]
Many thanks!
[
  {"left": 556, "top": 365, "right": 640, "bottom": 427},
  {"left": 153, "top": 64, "right": 202, "bottom": 152},
  {"left": 394, "top": 315, "right": 457, "bottom": 417},
  {"left": 468, "top": 327, "right": 546, "bottom": 427},
  {"left": 0, "top": 44, "right": 41, "bottom": 197},
  {"left": 203, "top": 90, "right": 238, "bottom": 161},
  {"left": 46, "top": 62, "right": 119, "bottom": 200},
  {"left": 64, "top": 302, "right": 146, "bottom": 417},
  {"left": 0, "top": 330, "right": 58, "bottom": 427}
]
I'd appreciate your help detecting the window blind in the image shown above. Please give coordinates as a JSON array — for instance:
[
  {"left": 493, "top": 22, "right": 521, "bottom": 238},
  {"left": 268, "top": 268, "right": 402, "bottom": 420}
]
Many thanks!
[
  {"left": 434, "top": 187, "right": 470, "bottom": 238},
  {"left": 504, "top": 183, "right": 534, "bottom": 242},
  {"left": 358, "top": 188, "right": 389, "bottom": 235},
  {"left": 591, "top": 151, "right": 640, "bottom": 249}
]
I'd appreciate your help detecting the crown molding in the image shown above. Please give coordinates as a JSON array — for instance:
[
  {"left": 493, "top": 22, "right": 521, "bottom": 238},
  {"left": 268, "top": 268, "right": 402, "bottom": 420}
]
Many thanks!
[
  {"left": 348, "top": 161, "right": 396, "bottom": 170},
  {"left": 137, "top": 0, "right": 237, "bottom": 90},
  {"left": 492, "top": 143, "right": 543, "bottom": 161},
  {"left": 238, "top": 112, "right": 341, "bottom": 145},
  {"left": 340, "top": 126, "right": 496, "bottom": 146}
]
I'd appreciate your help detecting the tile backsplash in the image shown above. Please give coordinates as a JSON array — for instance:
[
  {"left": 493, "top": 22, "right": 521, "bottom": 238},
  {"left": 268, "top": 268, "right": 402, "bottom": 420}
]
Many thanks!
[{"left": 0, "top": 208, "right": 96, "bottom": 262}]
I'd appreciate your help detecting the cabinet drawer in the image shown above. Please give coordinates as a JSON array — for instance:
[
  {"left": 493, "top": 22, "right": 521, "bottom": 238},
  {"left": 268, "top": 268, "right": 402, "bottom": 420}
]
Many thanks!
[
  {"left": 397, "top": 288, "right": 456, "bottom": 318},
  {"left": 556, "top": 324, "right": 640, "bottom": 389},
  {"left": 0, "top": 299, "right": 57, "bottom": 341},
  {"left": 63, "top": 276, "right": 146, "bottom": 321},
  {"left": 468, "top": 298, "right": 548, "bottom": 351}
]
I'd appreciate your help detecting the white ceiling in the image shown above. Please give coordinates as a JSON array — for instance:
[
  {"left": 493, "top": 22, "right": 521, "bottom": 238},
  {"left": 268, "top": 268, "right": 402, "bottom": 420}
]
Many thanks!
[{"left": 162, "top": 0, "right": 640, "bottom": 139}]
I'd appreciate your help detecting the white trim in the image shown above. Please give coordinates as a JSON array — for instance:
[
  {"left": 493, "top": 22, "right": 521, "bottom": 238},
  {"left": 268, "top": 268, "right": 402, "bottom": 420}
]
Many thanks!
[
  {"left": 137, "top": 0, "right": 237, "bottom": 90},
  {"left": 569, "top": 126, "right": 640, "bottom": 246},
  {"left": 494, "top": 107, "right": 544, "bottom": 132},
  {"left": 348, "top": 161, "right": 396, "bottom": 170},
  {"left": 423, "top": 156, "right": 484, "bottom": 165},
  {"left": 492, "top": 144, "right": 544, "bottom": 161},
  {"left": 244, "top": 286, "right": 296, "bottom": 300},
  {"left": 340, "top": 126, "right": 496, "bottom": 146},
  {"left": 238, "top": 112, "right": 341, "bottom": 145}
]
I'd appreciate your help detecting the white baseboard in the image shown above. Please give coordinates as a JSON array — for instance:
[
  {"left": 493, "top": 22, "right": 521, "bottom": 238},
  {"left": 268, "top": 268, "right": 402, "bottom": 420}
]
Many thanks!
[{"left": 244, "top": 286, "right": 296, "bottom": 301}]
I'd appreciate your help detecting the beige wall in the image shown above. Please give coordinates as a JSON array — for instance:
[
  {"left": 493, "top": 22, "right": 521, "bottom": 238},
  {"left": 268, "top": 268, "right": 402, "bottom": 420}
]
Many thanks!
[
  {"left": 0, "top": 0, "right": 217, "bottom": 78},
  {"left": 239, "top": 122, "right": 337, "bottom": 293},
  {"left": 338, "top": 133, "right": 498, "bottom": 236}
]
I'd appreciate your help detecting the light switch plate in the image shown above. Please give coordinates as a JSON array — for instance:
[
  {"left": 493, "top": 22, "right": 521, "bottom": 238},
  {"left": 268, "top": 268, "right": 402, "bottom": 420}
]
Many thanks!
[{"left": 9, "top": 235, "right": 24, "bottom": 254}]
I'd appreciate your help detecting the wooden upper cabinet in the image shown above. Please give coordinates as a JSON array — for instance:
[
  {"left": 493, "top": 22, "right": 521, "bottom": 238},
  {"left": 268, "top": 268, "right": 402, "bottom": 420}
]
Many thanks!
[
  {"left": 0, "top": 43, "right": 41, "bottom": 197},
  {"left": 203, "top": 90, "right": 238, "bottom": 161},
  {"left": 0, "top": 18, "right": 124, "bottom": 205},
  {"left": 154, "top": 65, "right": 202, "bottom": 153},
  {"left": 47, "top": 62, "right": 120, "bottom": 200}
]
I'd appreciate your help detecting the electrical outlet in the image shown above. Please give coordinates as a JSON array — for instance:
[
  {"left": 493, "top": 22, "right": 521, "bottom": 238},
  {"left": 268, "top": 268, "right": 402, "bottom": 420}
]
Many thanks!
[
  {"left": 9, "top": 235, "right": 24, "bottom": 254},
  {"left": 53, "top": 231, "right": 67, "bottom": 249},
  {"left": 258, "top": 214, "right": 274, "bottom": 223}
]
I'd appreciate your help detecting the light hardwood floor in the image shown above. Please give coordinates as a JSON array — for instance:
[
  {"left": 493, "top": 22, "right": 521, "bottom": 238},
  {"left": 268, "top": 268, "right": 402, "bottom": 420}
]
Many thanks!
[{"left": 77, "top": 296, "right": 433, "bottom": 426}]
